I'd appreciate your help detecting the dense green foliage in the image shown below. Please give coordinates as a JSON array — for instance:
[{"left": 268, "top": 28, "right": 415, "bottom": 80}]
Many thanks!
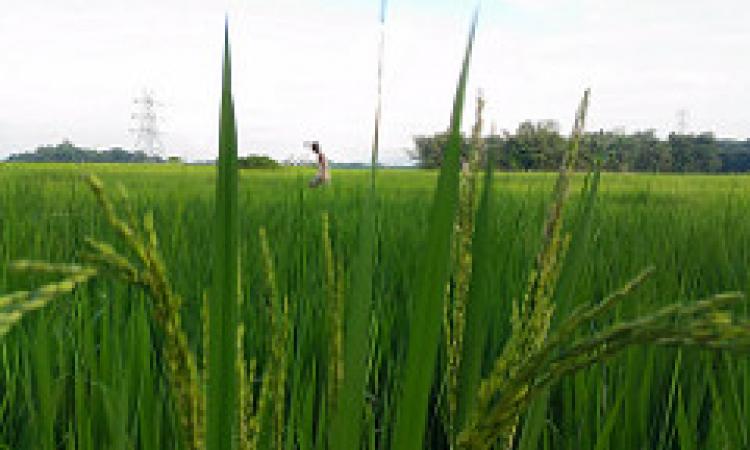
[
  {"left": 239, "top": 155, "right": 280, "bottom": 169},
  {"left": 716, "top": 138, "right": 750, "bottom": 172},
  {"left": 5, "top": 140, "right": 164, "bottom": 163},
  {"left": 413, "top": 125, "right": 750, "bottom": 173},
  {"left": 2, "top": 164, "right": 750, "bottom": 449}
]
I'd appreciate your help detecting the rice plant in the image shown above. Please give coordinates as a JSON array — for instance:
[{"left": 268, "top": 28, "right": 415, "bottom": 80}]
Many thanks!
[{"left": 3, "top": 8, "right": 750, "bottom": 450}]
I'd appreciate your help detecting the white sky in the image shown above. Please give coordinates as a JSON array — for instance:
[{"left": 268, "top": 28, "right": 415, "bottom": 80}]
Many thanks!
[{"left": 0, "top": 0, "right": 748, "bottom": 163}]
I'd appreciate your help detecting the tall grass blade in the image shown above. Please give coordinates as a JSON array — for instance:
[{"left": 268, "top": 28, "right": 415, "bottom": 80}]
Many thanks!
[
  {"left": 207, "top": 21, "right": 240, "bottom": 450},
  {"left": 329, "top": 2, "right": 386, "bottom": 448},
  {"left": 675, "top": 384, "right": 696, "bottom": 450},
  {"left": 515, "top": 387, "right": 549, "bottom": 450},
  {"left": 592, "top": 386, "right": 626, "bottom": 450},
  {"left": 553, "top": 163, "right": 602, "bottom": 319},
  {"left": 327, "top": 201, "right": 374, "bottom": 449},
  {"left": 518, "top": 162, "right": 602, "bottom": 450},
  {"left": 370, "top": 0, "right": 386, "bottom": 188},
  {"left": 392, "top": 10, "right": 478, "bottom": 450},
  {"left": 456, "top": 146, "right": 494, "bottom": 430}
]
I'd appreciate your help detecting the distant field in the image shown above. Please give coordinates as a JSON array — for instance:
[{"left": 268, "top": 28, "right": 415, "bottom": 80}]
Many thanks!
[{"left": 2, "top": 163, "right": 750, "bottom": 449}]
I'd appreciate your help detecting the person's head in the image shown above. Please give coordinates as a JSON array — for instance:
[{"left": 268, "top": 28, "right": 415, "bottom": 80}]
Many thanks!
[{"left": 311, "top": 141, "right": 320, "bottom": 154}]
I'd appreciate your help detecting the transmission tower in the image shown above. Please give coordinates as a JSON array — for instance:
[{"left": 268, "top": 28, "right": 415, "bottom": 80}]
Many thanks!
[{"left": 130, "top": 89, "right": 163, "bottom": 157}]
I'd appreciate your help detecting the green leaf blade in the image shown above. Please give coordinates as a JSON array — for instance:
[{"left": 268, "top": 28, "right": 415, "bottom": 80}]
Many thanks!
[
  {"left": 392, "top": 12, "right": 479, "bottom": 450},
  {"left": 207, "top": 21, "right": 240, "bottom": 450}
]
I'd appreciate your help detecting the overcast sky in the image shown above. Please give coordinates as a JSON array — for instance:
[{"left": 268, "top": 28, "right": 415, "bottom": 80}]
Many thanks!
[{"left": 1, "top": 0, "right": 748, "bottom": 163}]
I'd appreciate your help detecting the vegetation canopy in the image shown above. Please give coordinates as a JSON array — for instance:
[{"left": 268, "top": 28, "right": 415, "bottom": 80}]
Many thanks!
[{"left": 412, "top": 127, "right": 750, "bottom": 173}]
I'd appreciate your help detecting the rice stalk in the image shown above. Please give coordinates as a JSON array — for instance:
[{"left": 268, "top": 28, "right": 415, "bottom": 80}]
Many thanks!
[
  {"left": 457, "top": 270, "right": 750, "bottom": 450},
  {"left": 0, "top": 265, "right": 96, "bottom": 337},
  {"left": 237, "top": 323, "right": 251, "bottom": 450},
  {"left": 446, "top": 89, "right": 486, "bottom": 444},
  {"left": 4, "top": 173, "right": 205, "bottom": 449},
  {"left": 322, "top": 212, "right": 344, "bottom": 410},
  {"left": 455, "top": 116, "right": 496, "bottom": 432},
  {"left": 391, "top": 10, "right": 478, "bottom": 450},
  {"left": 256, "top": 227, "right": 288, "bottom": 450},
  {"left": 275, "top": 294, "right": 289, "bottom": 450},
  {"left": 334, "top": 260, "right": 345, "bottom": 399},
  {"left": 459, "top": 89, "right": 591, "bottom": 449},
  {"left": 246, "top": 357, "right": 258, "bottom": 447},
  {"left": 85, "top": 175, "right": 207, "bottom": 450},
  {"left": 328, "top": 2, "right": 386, "bottom": 448},
  {"left": 458, "top": 290, "right": 750, "bottom": 449},
  {"left": 371, "top": 0, "right": 386, "bottom": 188},
  {"left": 207, "top": 20, "right": 240, "bottom": 450},
  {"left": 456, "top": 187, "right": 750, "bottom": 450},
  {"left": 517, "top": 138, "right": 603, "bottom": 450}
]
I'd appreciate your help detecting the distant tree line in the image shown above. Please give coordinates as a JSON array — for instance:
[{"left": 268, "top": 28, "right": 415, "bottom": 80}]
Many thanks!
[
  {"left": 411, "top": 121, "right": 750, "bottom": 173},
  {"left": 5, "top": 140, "right": 290, "bottom": 168},
  {"left": 238, "top": 154, "right": 280, "bottom": 169},
  {"left": 5, "top": 140, "right": 164, "bottom": 163}
]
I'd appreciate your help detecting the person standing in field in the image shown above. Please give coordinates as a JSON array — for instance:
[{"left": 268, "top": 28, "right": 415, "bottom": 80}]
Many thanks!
[{"left": 307, "top": 141, "right": 330, "bottom": 188}]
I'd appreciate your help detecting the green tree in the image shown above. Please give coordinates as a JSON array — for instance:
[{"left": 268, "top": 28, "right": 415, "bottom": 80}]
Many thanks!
[{"left": 238, "top": 154, "right": 280, "bottom": 169}]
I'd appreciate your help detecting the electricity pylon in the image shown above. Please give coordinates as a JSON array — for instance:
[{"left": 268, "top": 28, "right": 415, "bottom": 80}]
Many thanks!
[{"left": 130, "top": 89, "right": 163, "bottom": 157}]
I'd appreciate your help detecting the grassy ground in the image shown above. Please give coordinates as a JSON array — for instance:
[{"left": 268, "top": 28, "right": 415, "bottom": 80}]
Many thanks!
[{"left": 1, "top": 164, "right": 750, "bottom": 449}]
